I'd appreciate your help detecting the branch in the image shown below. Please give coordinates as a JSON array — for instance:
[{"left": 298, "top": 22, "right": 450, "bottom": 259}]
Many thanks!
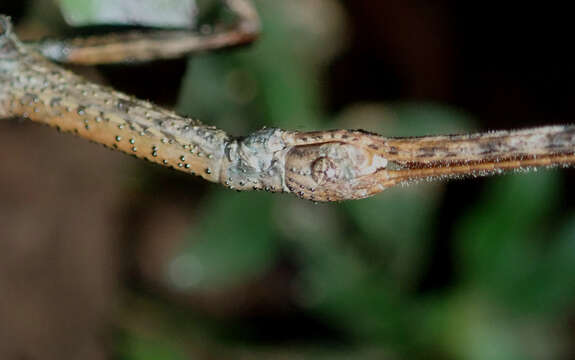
[
  {"left": 30, "top": 0, "right": 260, "bottom": 65},
  {"left": 1, "top": 15, "right": 575, "bottom": 202}
]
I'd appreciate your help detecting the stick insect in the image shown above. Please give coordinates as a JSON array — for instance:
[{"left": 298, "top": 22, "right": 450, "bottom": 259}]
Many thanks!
[{"left": 1, "top": 1, "right": 574, "bottom": 202}]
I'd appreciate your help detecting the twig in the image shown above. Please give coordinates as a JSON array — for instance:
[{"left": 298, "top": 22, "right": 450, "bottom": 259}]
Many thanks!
[
  {"left": 1, "top": 15, "right": 574, "bottom": 202},
  {"left": 29, "top": 0, "right": 260, "bottom": 65}
]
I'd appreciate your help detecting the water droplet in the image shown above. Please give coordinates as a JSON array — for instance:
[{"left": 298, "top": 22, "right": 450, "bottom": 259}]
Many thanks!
[
  {"left": 180, "top": 156, "right": 185, "bottom": 161},
  {"left": 129, "top": 138, "right": 135, "bottom": 144},
  {"left": 115, "top": 136, "right": 122, "bottom": 141},
  {"left": 205, "top": 168, "right": 212, "bottom": 174},
  {"left": 152, "top": 151, "right": 158, "bottom": 157},
  {"left": 132, "top": 146, "right": 137, "bottom": 152}
]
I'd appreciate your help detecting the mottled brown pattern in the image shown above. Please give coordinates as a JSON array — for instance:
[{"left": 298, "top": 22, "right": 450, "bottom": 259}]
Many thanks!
[
  {"left": 2, "top": 15, "right": 575, "bottom": 202},
  {"left": 1, "top": 17, "right": 227, "bottom": 183}
]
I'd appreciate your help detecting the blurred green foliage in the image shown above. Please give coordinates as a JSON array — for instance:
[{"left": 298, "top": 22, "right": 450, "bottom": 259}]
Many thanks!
[
  {"left": 54, "top": 0, "right": 575, "bottom": 359},
  {"left": 120, "top": 334, "right": 187, "bottom": 360},
  {"left": 174, "top": 191, "right": 277, "bottom": 289}
]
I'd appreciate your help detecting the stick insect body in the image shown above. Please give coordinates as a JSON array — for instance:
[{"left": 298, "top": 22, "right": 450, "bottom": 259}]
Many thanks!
[{"left": 1, "top": 3, "right": 575, "bottom": 202}]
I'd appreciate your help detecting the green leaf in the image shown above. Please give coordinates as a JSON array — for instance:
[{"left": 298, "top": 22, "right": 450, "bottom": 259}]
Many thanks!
[
  {"left": 168, "top": 189, "right": 276, "bottom": 290},
  {"left": 177, "top": 0, "right": 345, "bottom": 130},
  {"left": 57, "top": 0, "right": 197, "bottom": 28},
  {"left": 421, "top": 292, "right": 561, "bottom": 360},
  {"left": 517, "top": 214, "right": 575, "bottom": 316},
  {"left": 455, "top": 170, "right": 562, "bottom": 305},
  {"left": 390, "top": 102, "right": 477, "bottom": 136},
  {"left": 120, "top": 333, "right": 187, "bottom": 360}
]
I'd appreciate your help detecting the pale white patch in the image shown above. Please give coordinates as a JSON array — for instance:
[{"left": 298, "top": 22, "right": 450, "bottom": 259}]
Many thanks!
[
  {"left": 167, "top": 253, "right": 204, "bottom": 290},
  {"left": 325, "top": 167, "right": 336, "bottom": 179},
  {"left": 59, "top": 0, "right": 197, "bottom": 29},
  {"left": 373, "top": 154, "right": 388, "bottom": 169}
]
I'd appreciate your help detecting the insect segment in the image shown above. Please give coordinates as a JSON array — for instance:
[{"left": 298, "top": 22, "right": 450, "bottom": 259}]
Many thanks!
[
  {"left": 1, "top": 17, "right": 227, "bottom": 184},
  {"left": 218, "top": 129, "right": 392, "bottom": 201},
  {"left": 219, "top": 128, "right": 288, "bottom": 193},
  {"left": 377, "top": 125, "right": 575, "bottom": 188},
  {"left": 3, "top": 14, "right": 575, "bottom": 202},
  {"left": 282, "top": 130, "right": 390, "bottom": 201}
]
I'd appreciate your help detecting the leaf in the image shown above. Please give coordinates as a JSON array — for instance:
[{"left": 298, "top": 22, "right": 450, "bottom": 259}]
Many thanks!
[
  {"left": 454, "top": 170, "right": 562, "bottom": 306},
  {"left": 177, "top": 0, "right": 348, "bottom": 130},
  {"left": 515, "top": 214, "right": 575, "bottom": 316},
  {"left": 421, "top": 292, "right": 561, "bottom": 360},
  {"left": 57, "top": 0, "right": 198, "bottom": 28},
  {"left": 120, "top": 333, "right": 187, "bottom": 360},
  {"left": 169, "top": 189, "right": 276, "bottom": 290}
]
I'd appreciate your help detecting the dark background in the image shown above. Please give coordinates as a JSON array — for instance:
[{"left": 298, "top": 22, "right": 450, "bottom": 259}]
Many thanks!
[{"left": 1, "top": 1, "right": 575, "bottom": 359}]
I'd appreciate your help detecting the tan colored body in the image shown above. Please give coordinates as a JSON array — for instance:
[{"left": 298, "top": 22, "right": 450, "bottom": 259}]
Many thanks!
[{"left": 2, "top": 15, "right": 575, "bottom": 202}]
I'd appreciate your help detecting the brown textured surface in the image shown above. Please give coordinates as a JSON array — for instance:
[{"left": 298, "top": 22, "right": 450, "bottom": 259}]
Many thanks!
[
  {"left": 4, "top": 14, "right": 575, "bottom": 203},
  {"left": 0, "top": 121, "right": 128, "bottom": 359}
]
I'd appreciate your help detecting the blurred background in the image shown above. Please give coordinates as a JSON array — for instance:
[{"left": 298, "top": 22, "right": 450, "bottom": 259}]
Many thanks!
[{"left": 1, "top": 0, "right": 575, "bottom": 359}]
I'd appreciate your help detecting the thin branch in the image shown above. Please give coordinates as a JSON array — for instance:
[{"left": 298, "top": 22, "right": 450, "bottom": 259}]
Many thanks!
[
  {"left": 29, "top": 0, "right": 260, "bottom": 65},
  {"left": 1, "top": 15, "right": 574, "bottom": 202}
]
